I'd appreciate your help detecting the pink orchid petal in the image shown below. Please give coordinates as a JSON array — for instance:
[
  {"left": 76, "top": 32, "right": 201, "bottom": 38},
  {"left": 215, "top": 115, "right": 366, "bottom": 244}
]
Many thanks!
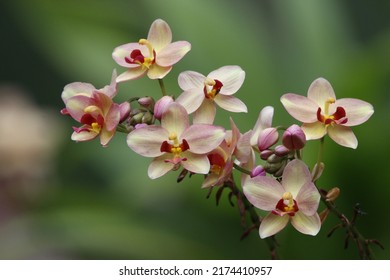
[
  {"left": 214, "top": 95, "right": 248, "bottom": 113},
  {"left": 218, "top": 159, "right": 234, "bottom": 183},
  {"left": 327, "top": 124, "right": 358, "bottom": 149},
  {"left": 228, "top": 117, "right": 240, "bottom": 154},
  {"left": 301, "top": 122, "right": 327, "bottom": 140},
  {"left": 148, "top": 154, "right": 174, "bottom": 179},
  {"left": 126, "top": 125, "right": 168, "bottom": 157},
  {"left": 112, "top": 43, "right": 149, "bottom": 68},
  {"left": 291, "top": 212, "right": 321, "bottom": 236},
  {"left": 335, "top": 98, "right": 374, "bottom": 126},
  {"left": 161, "top": 103, "right": 189, "bottom": 137},
  {"left": 71, "top": 129, "right": 98, "bottom": 142},
  {"left": 156, "top": 41, "right": 191, "bottom": 67},
  {"left": 119, "top": 102, "right": 131, "bottom": 122},
  {"left": 175, "top": 88, "right": 205, "bottom": 114},
  {"left": 259, "top": 213, "right": 289, "bottom": 239},
  {"left": 296, "top": 182, "right": 321, "bottom": 216},
  {"left": 236, "top": 130, "right": 253, "bottom": 163},
  {"left": 146, "top": 64, "right": 172, "bottom": 80},
  {"left": 116, "top": 67, "right": 147, "bottom": 82},
  {"left": 280, "top": 93, "right": 318, "bottom": 123},
  {"left": 147, "top": 19, "right": 172, "bottom": 52},
  {"left": 99, "top": 127, "right": 115, "bottom": 147},
  {"left": 258, "top": 127, "right": 279, "bottom": 151},
  {"left": 99, "top": 69, "right": 118, "bottom": 98},
  {"left": 181, "top": 153, "right": 210, "bottom": 174},
  {"left": 208, "top": 66, "right": 245, "bottom": 95},
  {"left": 104, "top": 103, "right": 120, "bottom": 131},
  {"left": 62, "top": 82, "right": 95, "bottom": 102},
  {"left": 243, "top": 176, "right": 285, "bottom": 211},
  {"left": 66, "top": 95, "right": 92, "bottom": 122},
  {"left": 183, "top": 124, "right": 225, "bottom": 154},
  {"left": 307, "top": 77, "right": 336, "bottom": 107},
  {"left": 250, "top": 106, "right": 274, "bottom": 146},
  {"left": 239, "top": 151, "right": 255, "bottom": 187},
  {"left": 193, "top": 99, "right": 216, "bottom": 124},
  {"left": 281, "top": 160, "right": 312, "bottom": 198},
  {"left": 178, "top": 71, "right": 205, "bottom": 91},
  {"left": 92, "top": 91, "right": 112, "bottom": 117}
]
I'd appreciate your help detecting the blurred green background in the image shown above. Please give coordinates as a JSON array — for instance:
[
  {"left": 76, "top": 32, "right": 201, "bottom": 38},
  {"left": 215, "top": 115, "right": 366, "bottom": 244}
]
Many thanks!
[{"left": 0, "top": 0, "right": 389, "bottom": 259}]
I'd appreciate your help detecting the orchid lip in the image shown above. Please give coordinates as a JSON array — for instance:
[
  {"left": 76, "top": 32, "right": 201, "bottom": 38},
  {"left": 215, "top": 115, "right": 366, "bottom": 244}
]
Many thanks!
[
  {"left": 124, "top": 39, "right": 156, "bottom": 68},
  {"left": 317, "top": 106, "right": 348, "bottom": 126},
  {"left": 207, "top": 152, "right": 226, "bottom": 175},
  {"left": 204, "top": 78, "right": 223, "bottom": 99},
  {"left": 272, "top": 192, "right": 299, "bottom": 217}
]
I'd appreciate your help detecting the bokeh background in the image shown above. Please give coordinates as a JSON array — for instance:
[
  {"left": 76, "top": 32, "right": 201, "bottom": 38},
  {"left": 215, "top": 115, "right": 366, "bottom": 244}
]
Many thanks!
[{"left": 0, "top": 0, "right": 389, "bottom": 259}]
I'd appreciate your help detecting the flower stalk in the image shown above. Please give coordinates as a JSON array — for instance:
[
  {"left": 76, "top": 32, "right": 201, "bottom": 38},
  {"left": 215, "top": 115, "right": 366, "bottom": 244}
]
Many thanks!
[{"left": 158, "top": 78, "right": 167, "bottom": 96}]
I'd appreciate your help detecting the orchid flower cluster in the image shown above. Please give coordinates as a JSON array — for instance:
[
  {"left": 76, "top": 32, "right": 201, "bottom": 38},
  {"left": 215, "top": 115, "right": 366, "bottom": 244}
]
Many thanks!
[{"left": 61, "top": 19, "right": 379, "bottom": 258}]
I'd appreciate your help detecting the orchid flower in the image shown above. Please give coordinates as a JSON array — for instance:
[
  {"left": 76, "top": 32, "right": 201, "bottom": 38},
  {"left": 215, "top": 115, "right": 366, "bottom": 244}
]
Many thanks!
[
  {"left": 243, "top": 159, "right": 321, "bottom": 239},
  {"left": 281, "top": 78, "right": 374, "bottom": 149},
  {"left": 232, "top": 106, "right": 275, "bottom": 185},
  {"left": 202, "top": 118, "right": 240, "bottom": 188},
  {"left": 61, "top": 70, "right": 130, "bottom": 146},
  {"left": 235, "top": 106, "right": 275, "bottom": 165},
  {"left": 126, "top": 102, "right": 225, "bottom": 179},
  {"left": 176, "top": 65, "right": 247, "bottom": 124},
  {"left": 112, "top": 19, "right": 191, "bottom": 82}
]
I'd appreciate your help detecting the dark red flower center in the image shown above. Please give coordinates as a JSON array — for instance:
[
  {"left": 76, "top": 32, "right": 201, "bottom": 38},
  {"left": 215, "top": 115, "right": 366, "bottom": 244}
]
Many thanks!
[
  {"left": 204, "top": 79, "right": 223, "bottom": 99},
  {"left": 272, "top": 192, "right": 299, "bottom": 217}
]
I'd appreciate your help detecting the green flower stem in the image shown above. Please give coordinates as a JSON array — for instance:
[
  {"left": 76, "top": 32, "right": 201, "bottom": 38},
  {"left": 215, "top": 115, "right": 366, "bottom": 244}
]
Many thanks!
[
  {"left": 116, "top": 124, "right": 129, "bottom": 134},
  {"left": 233, "top": 162, "right": 252, "bottom": 176},
  {"left": 312, "top": 137, "right": 325, "bottom": 182},
  {"left": 296, "top": 149, "right": 303, "bottom": 160},
  {"left": 158, "top": 79, "right": 166, "bottom": 96}
]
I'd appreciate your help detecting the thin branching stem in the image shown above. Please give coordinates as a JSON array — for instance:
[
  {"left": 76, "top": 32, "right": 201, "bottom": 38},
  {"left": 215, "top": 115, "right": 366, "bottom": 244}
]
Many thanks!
[
  {"left": 314, "top": 136, "right": 382, "bottom": 259},
  {"left": 225, "top": 170, "right": 278, "bottom": 259},
  {"left": 158, "top": 78, "right": 166, "bottom": 96}
]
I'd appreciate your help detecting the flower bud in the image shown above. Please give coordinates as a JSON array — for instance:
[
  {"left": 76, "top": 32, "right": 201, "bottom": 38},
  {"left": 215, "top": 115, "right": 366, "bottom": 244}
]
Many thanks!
[
  {"left": 142, "top": 111, "right": 154, "bottom": 124},
  {"left": 311, "top": 162, "right": 325, "bottom": 182},
  {"left": 258, "top": 127, "right": 279, "bottom": 151},
  {"left": 282, "top": 124, "right": 306, "bottom": 150},
  {"left": 325, "top": 187, "right": 340, "bottom": 202},
  {"left": 319, "top": 208, "right": 330, "bottom": 224},
  {"left": 274, "top": 145, "right": 290, "bottom": 157},
  {"left": 260, "top": 149, "right": 274, "bottom": 160},
  {"left": 135, "top": 123, "right": 148, "bottom": 129},
  {"left": 130, "top": 112, "right": 144, "bottom": 125},
  {"left": 138, "top": 96, "right": 155, "bottom": 109},
  {"left": 272, "top": 160, "right": 287, "bottom": 177},
  {"left": 250, "top": 165, "right": 266, "bottom": 178},
  {"left": 266, "top": 154, "right": 283, "bottom": 164},
  {"left": 154, "top": 96, "right": 174, "bottom": 120}
]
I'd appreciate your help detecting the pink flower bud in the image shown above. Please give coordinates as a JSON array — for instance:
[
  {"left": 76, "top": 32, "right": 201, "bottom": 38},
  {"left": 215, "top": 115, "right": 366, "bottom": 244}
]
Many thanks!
[
  {"left": 274, "top": 145, "right": 290, "bottom": 157},
  {"left": 154, "top": 96, "right": 174, "bottom": 120},
  {"left": 138, "top": 96, "right": 155, "bottom": 108},
  {"left": 250, "top": 165, "right": 266, "bottom": 178},
  {"left": 282, "top": 124, "right": 306, "bottom": 150},
  {"left": 260, "top": 149, "right": 274, "bottom": 160},
  {"left": 258, "top": 127, "right": 279, "bottom": 151}
]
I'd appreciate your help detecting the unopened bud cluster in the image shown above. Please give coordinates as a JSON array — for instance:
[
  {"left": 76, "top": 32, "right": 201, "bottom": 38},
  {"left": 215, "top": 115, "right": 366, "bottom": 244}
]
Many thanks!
[
  {"left": 124, "top": 96, "right": 156, "bottom": 131},
  {"left": 258, "top": 125, "right": 306, "bottom": 177}
]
